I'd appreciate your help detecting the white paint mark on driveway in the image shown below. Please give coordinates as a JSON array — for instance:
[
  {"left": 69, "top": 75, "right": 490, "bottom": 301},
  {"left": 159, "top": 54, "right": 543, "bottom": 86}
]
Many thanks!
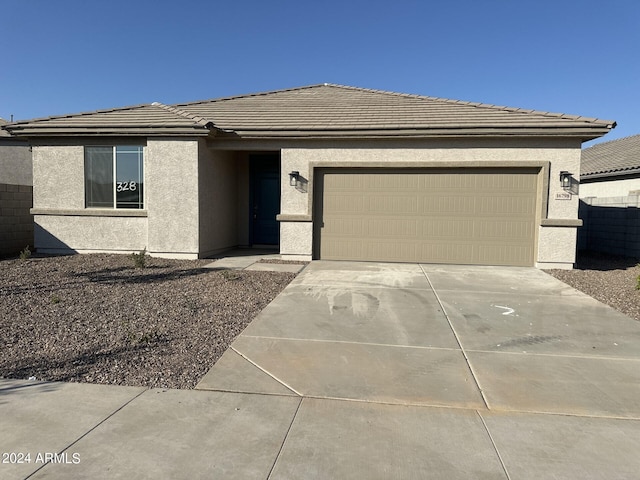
[{"left": 493, "top": 305, "right": 515, "bottom": 316}]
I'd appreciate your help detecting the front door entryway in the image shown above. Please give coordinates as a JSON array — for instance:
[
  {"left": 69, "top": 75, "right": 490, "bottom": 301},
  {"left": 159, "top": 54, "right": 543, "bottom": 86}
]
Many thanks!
[{"left": 250, "top": 154, "right": 280, "bottom": 246}]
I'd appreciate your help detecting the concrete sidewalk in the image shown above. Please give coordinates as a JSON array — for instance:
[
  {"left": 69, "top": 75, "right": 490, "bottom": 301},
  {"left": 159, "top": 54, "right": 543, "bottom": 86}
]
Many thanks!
[
  {"left": 203, "top": 248, "right": 306, "bottom": 273},
  {"left": 2, "top": 261, "right": 640, "bottom": 479}
]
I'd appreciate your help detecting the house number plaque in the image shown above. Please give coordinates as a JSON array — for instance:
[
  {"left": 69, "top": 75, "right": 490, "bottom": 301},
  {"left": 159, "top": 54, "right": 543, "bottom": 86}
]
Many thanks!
[{"left": 555, "top": 192, "right": 571, "bottom": 200}]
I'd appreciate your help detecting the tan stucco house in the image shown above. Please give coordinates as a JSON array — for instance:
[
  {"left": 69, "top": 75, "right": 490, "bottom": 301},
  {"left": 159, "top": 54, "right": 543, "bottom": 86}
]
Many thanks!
[
  {"left": 581, "top": 134, "right": 640, "bottom": 198},
  {"left": 1, "top": 84, "right": 615, "bottom": 269}
]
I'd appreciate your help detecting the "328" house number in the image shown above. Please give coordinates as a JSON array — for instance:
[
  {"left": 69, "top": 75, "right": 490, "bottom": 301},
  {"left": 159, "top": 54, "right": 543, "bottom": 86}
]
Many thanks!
[{"left": 116, "top": 181, "right": 138, "bottom": 192}]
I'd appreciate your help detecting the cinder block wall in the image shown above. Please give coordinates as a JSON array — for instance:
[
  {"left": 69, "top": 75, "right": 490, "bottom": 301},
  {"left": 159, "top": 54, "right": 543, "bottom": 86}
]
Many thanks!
[
  {"left": 0, "top": 183, "right": 34, "bottom": 257},
  {"left": 579, "top": 196, "right": 640, "bottom": 258}
]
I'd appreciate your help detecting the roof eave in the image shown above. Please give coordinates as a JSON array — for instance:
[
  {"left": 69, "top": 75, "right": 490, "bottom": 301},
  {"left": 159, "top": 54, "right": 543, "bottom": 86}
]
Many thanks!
[
  {"left": 3, "top": 126, "right": 213, "bottom": 138},
  {"left": 4, "top": 123, "right": 613, "bottom": 141},
  {"left": 581, "top": 167, "right": 640, "bottom": 181},
  {"left": 218, "top": 126, "right": 614, "bottom": 140}
]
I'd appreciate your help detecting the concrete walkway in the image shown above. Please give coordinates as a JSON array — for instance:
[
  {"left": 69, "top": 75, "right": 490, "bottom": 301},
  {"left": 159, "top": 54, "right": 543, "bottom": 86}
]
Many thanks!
[
  {"left": 2, "top": 261, "right": 640, "bottom": 479},
  {"left": 203, "top": 248, "right": 306, "bottom": 273}
]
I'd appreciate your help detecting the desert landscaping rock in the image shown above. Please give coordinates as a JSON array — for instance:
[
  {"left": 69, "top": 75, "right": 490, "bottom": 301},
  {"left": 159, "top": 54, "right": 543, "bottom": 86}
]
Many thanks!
[
  {"left": 545, "top": 252, "right": 640, "bottom": 322},
  {"left": 0, "top": 254, "right": 297, "bottom": 389},
  {"left": 2, "top": 251, "right": 638, "bottom": 391}
]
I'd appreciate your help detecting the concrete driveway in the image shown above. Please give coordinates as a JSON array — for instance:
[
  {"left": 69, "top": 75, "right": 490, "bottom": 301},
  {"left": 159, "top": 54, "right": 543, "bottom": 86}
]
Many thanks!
[{"left": 3, "top": 261, "right": 640, "bottom": 479}]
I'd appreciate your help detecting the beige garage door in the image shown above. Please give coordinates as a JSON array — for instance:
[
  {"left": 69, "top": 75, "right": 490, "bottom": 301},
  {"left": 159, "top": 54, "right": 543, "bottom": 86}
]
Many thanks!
[{"left": 314, "top": 168, "right": 539, "bottom": 266}]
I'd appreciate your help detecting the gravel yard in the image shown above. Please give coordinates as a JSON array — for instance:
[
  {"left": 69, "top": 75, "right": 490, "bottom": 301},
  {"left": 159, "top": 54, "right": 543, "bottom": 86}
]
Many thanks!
[
  {"left": 545, "top": 251, "right": 640, "bottom": 322},
  {"left": 0, "top": 253, "right": 298, "bottom": 389},
  {"left": 2, "top": 251, "right": 638, "bottom": 390}
]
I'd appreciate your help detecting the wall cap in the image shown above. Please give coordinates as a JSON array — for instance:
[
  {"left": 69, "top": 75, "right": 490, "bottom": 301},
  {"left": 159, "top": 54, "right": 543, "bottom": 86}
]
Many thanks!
[
  {"left": 541, "top": 218, "right": 582, "bottom": 227},
  {"left": 31, "top": 208, "right": 148, "bottom": 217},
  {"left": 276, "top": 214, "right": 312, "bottom": 222}
]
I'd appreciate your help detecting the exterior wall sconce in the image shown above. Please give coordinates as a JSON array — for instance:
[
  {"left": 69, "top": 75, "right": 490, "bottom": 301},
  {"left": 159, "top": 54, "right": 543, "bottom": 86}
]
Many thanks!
[
  {"left": 289, "top": 171, "right": 300, "bottom": 187},
  {"left": 559, "top": 171, "right": 573, "bottom": 191}
]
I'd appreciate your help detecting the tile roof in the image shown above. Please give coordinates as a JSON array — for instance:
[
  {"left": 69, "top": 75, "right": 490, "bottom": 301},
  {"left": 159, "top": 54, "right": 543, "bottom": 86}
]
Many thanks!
[
  {"left": 0, "top": 118, "right": 9, "bottom": 137},
  {"left": 176, "top": 84, "right": 615, "bottom": 139},
  {"left": 581, "top": 134, "right": 640, "bottom": 179},
  {"left": 3, "top": 84, "right": 616, "bottom": 140},
  {"left": 3, "top": 103, "right": 212, "bottom": 137}
]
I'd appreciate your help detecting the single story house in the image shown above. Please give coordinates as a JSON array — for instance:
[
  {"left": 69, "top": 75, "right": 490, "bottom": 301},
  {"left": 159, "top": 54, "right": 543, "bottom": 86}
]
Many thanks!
[
  {"left": 2, "top": 84, "right": 615, "bottom": 269},
  {"left": 580, "top": 134, "right": 640, "bottom": 197},
  {"left": 579, "top": 134, "right": 640, "bottom": 258},
  {"left": 0, "top": 118, "right": 33, "bottom": 257}
]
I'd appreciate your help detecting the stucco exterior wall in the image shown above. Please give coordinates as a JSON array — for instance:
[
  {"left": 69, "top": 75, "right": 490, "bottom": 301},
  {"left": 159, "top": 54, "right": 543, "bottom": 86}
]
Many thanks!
[
  {"left": 146, "top": 139, "right": 199, "bottom": 258},
  {"left": 280, "top": 221, "right": 313, "bottom": 259},
  {"left": 28, "top": 136, "right": 584, "bottom": 266},
  {"left": 30, "top": 144, "right": 150, "bottom": 255},
  {"left": 198, "top": 141, "right": 238, "bottom": 256},
  {"left": 536, "top": 227, "right": 577, "bottom": 267},
  {"left": 34, "top": 214, "right": 147, "bottom": 253},
  {"left": 278, "top": 138, "right": 582, "bottom": 268},
  {"left": 30, "top": 140, "right": 204, "bottom": 259},
  {"left": 580, "top": 177, "right": 640, "bottom": 198},
  {"left": 33, "top": 145, "right": 84, "bottom": 210}
]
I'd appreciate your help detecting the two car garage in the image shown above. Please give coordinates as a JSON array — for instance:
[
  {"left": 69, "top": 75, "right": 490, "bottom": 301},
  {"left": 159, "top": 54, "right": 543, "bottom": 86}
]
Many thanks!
[{"left": 314, "top": 167, "right": 540, "bottom": 267}]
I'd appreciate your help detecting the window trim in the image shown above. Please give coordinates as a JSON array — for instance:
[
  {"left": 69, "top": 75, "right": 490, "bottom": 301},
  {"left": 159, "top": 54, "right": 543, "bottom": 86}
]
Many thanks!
[{"left": 84, "top": 145, "right": 145, "bottom": 209}]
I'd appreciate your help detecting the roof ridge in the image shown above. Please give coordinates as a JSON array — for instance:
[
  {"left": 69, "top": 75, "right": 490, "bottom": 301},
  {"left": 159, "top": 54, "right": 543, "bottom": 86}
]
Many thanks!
[
  {"left": 150, "top": 102, "right": 211, "bottom": 127},
  {"left": 174, "top": 84, "right": 326, "bottom": 108}
]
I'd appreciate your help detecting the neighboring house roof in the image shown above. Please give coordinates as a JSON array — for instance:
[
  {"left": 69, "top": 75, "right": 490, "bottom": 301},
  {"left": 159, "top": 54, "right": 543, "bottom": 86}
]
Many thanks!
[
  {"left": 0, "top": 118, "right": 10, "bottom": 138},
  {"left": 3, "top": 84, "right": 616, "bottom": 140},
  {"left": 1, "top": 118, "right": 28, "bottom": 144},
  {"left": 581, "top": 134, "right": 640, "bottom": 180}
]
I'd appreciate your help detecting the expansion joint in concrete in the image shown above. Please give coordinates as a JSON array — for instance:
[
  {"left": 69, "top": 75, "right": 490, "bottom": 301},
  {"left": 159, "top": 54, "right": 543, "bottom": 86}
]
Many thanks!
[{"left": 420, "top": 264, "right": 490, "bottom": 410}]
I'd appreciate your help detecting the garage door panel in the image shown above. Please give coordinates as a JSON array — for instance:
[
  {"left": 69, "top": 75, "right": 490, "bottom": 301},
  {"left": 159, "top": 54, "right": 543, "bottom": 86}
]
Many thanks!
[
  {"left": 368, "top": 242, "right": 419, "bottom": 261},
  {"left": 321, "top": 238, "right": 534, "bottom": 267},
  {"left": 477, "top": 196, "right": 536, "bottom": 216},
  {"left": 316, "top": 169, "right": 538, "bottom": 266},
  {"left": 421, "top": 218, "right": 475, "bottom": 238},
  {"left": 327, "top": 218, "right": 422, "bottom": 237},
  {"left": 474, "top": 245, "right": 534, "bottom": 266},
  {"left": 369, "top": 218, "right": 419, "bottom": 236},
  {"left": 419, "top": 196, "right": 477, "bottom": 215},
  {"left": 368, "top": 196, "right": 419, "bottom": 214},
  {"left": 476, "top": 220, "right": 535, "bottom": 239},
  {"left": 326, "top": 217, "right": 420, "bottom": 237},
  {"left": 325, "top": 194, "right": 366, "bottom": 213},
  {"left": 324, "top": 218, "right": 535, "bottom": 240}
]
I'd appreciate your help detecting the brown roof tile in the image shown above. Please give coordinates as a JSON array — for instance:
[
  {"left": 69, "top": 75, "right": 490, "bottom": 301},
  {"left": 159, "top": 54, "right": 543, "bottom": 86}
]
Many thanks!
[
  {"left": 581, "top": 134, "right": 640, "bottom": 178},
  {"left": 4, "top": 103, "right": 211, "bottom": 137},
  {"left": 4, "top": 84, "right": 616, "bottom": 140},
  {"left": 0, "top": 118, "right": 9, "bottom": 137}
]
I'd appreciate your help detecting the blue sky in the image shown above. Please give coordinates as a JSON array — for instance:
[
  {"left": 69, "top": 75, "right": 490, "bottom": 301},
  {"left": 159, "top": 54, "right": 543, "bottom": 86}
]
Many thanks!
[{"left": 1, "top": 0, "right": 638, "bottom": 145}]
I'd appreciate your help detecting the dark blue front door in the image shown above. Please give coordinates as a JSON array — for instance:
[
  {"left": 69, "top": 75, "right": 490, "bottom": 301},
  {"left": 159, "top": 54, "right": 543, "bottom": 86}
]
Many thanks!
[{"left": 250, "top": 155, "right": 280, "bottom": 245}]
